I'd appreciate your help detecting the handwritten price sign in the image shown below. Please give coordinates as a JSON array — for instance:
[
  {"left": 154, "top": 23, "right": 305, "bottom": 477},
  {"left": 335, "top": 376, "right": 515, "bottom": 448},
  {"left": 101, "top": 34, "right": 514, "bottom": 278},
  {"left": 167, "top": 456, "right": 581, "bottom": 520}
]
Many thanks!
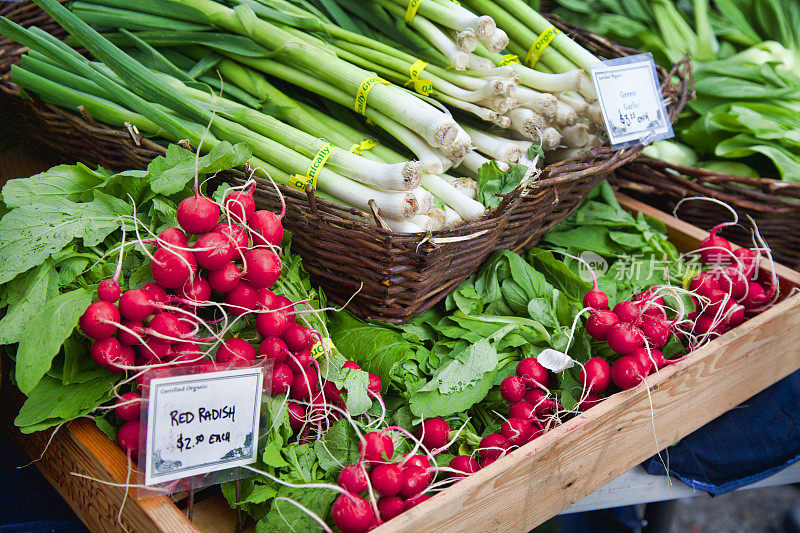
[
  {"left": 590, "top": 53, "right": 674, "bottom": 149},
  {"left": 143, "top": 367, "right": 263, "bottom": 486}
]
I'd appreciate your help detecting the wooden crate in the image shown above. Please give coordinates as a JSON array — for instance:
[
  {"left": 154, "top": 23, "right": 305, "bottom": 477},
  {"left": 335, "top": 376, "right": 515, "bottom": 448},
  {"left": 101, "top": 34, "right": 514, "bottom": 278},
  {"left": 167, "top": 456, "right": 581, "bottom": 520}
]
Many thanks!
[{"left": 2, "top": 195, "right": 799, "bottom": 533}]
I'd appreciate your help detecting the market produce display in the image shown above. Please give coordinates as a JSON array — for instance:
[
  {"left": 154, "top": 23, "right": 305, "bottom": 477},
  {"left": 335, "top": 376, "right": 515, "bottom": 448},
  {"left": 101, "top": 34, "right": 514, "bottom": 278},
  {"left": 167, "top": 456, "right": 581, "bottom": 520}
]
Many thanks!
[{"left": 552, "top": 0, "right": 800, "bottom": 181}]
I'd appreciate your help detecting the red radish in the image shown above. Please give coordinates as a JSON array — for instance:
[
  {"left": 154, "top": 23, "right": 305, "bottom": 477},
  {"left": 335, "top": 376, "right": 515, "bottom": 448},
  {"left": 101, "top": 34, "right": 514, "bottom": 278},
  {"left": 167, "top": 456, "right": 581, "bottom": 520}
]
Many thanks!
[
  {"left": 577, "top": 391, "right": 603, "bottom": 411},
  {"left": 323, "top": 381, "right": 344, "bottom": 403},
  {"left": 119, "top": 289, "right": 154, "bottom": 322},
  {"left": 258, "top": 336, "right": 288, "bottom": 362},
  {"left": 640, "top": 315, "right": 670, "bottom": 348},
  {"left": 501, "top": 418, "right": 533, "bottom": 446},
  {"left": 216, "top": 338, "right": 256, "bottom": 364},
  {"left": 586, "top": 310, "right": 619, "bottom": 341},
  {"left": 338, "top": 464, "right": 368, "bottom": 494},
  {"left": 170, "top": 342, "right": 203, "bottom": 364},
  {"left": 611, "top": 356, "right": 645, "bottom": 389},
  {"left": 516, "top": 358, "right": 551, "bottom": 389},
  {"left": 343, "top": 361, "right": 361, "bottom": 370},
  {"left": 157, "top": 227, "right": 188, "bottom": 248},
  {"left": 717, "top": 267, "right": 747, "bottom": 299},
  {"left": 509, "top": 401, "right": 536, "bottom": 421},
  {"left": 194, "top": 360, "right": 220, "bottom": 374},
  {"left": 403, "top": 454, "right": 431, "bottom": 471},
  {"left": 225, "top": 281, "right": 258, "bottom": 316},
  {"left": 500, "top": 375, "right": 526, "bottom": 403},
  {"left": 283, "top": 324, "right": 311, "bottom": 352},
  {"left": 290, "top": 367, "right": 318, "bottom": 399},
  {"left": 119, "top": 320, "right": 144, "bottom": 345},
  {"left": 418, "top": 418, "right": 450, "bottom": 450},
  {"left": 224, "top": 190, "right": 255, "bottom": 224},
  {"left": 699, "top": 228, "right": 732, "bottom": 265},
  {"left": 177, "top": 195, "right": 220, "bottom": 235},
  {"left": 255, "top": 288, "right": 280, "bottom": 310},
  {"left": 607, "top": 323, "right": 644, "bottom": 355},
  {"left": 360, "top": 431, "right": 394, "bottom": 462},
  {"left": 613, "top": 301, "right": 641, "bottom": 324},
  {"left": 579, "top": 357, "right": 612, "bottom": 392},
  {"left": 724, "top": 300, "right": 745, "bottom": 327},
  {"left": 693, "top": 314, "right": 723, "bottom": 337},
  {"left": 135, "top": 367, "right": 175, "bottom": 394},
  {"left": 479, "top": 433, "right": 510, "bottom": 462},
  {"left": 742, "top": 282, "right": 768, "bottom": 309},
  {"left": 524, "top": 388, "right": 560, "bottom": 417},
  {"left": 208, "top": 262, "right": 243, "bottom": 293},
  {"left": 449, "top": 455, "right": 480, "bottom": 477},
  {"left": 371, "top": 463, "right": 403, "bottom": 496},
  {"left": 287, "top": 402, "right": 305, "bottom": 432},
  {"left": 398, "top": 466, "right": 429, "bottom": 498},
  {"left": 243, "top": 249, "right": 282, "bottom": 289},
  {"left": 286, "top": 351, "right": 314, "bottom": 374},
  {"left": 689, "top": 272, "right": 720, "bottom": 297},
  {"left": 149, "top": 312, "right": 183, "bottom": 337},
  {"left": 140, "top": 338, "right": 172, "bottom": 363},
  {"left": 249, "top": 210, "right": 284, "bottom": 247},
  {"left": 332, "top": 493, "right": 374, "bottom": 533},
  {"left": 256, "top": 309, "right": 291, "bottom": 337},
  {"left": 117, "top": 420, "right": 141, "bottom": 458},
  {"left": 79, "top": 301, "right": 120, "bottom": 339},
  {"left": 114, "top": 392, "right": 141, "bottom": 421},
  {"left": 91, "top": 337, "right": 127, "bottom": 372},
  {"left": 630, "top": 347, "right": 660, "bottom": 374},
  {"left": 275, "top": 296, "right": 297, "bottom": 323},
  {"left": 180, "top": 276, "right": 211, "bottom": 303},
  {"left": 97, "top": 279, "right": 121, "bottom": 303},
  {"left": 213, "top": 223, "right": 249, "bottom": 251},
  {"left": 151, "top": 248, "right": 197, "bottom": 289},
  {"left": 405, "top": 494, "right": 431, "bottom": 509},
  {"left": 734, "top": 247, "right": 758, "bottom": 278},
  {"left": 703, "top": 288, "right": 729, "bottom": 314},
  {"left": 583, "top": 288, "right": 609, "bottom": 310},
  {"left": 193, "top": 232, "right": 235, "bottom": 270},
  {"left": 634, "top": 290, "right": 665, "bottom": 316},
  {"left": 377, "top": 496, "right": 405, "bottom": 522},
  {"left": 142, "top": 283, "right": 168, "bottom": 305},
  {"left": 368, "top": 373, "right": 383, "bottom": 394}
]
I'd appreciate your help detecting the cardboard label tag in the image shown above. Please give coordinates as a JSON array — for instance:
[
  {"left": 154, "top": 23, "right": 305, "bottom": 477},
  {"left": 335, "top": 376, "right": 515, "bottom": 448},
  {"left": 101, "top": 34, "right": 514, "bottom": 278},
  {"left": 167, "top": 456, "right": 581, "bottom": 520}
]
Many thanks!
[
  {"left": 590, "top": 53, "right": 674, "bottom": 149},
  {"left": 143, "top": 367, "right": 263, "bottom": 486}
]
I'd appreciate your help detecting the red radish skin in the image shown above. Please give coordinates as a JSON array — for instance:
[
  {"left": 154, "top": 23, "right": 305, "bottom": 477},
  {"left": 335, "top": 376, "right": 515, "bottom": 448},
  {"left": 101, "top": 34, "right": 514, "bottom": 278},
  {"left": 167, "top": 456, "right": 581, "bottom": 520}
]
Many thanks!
[
  {"left": 577, "top": 392, "right": 603, "bottom": 411},
  {"left": 635, "top": 291, "right": 665, "bottom": 316},
  {"left": 255, "top": 288, "right": 280, "bottom": 310},
  {"left": 611, "top": 356, "right": 645, "bottom": 389},
  {"left": 243, "top": 249, "right": 282, "bottom": 289},
  {"left": 586, "top": 310, "right": 619, "bottom": 341},
  {"left": 368, "top": 373, "right": 383, "bottom": 394},
  {"left": 119, "top": 289, "right": 154, "bottom": 322},
  {"left": 149, "top": 312, "right": 183, "bottom": 339},
  {"left": 249, "top": 210, "right": 284, "bottom": 247},
  {"left": 405, "top": 494, "right": 431, "bottom": 509},
  {"left": 377, "top": 496, "right": 406, "bottom": 522},
  {"left": 717, "top": 267, "right": 747, "bottom": 299},
  {"left": 501, "top": 417, "right": 533, "bottom": 446},
  {"left": 91, "top": 337, "right": 127, "bottom": 372},
  {"left": 516, "top": 358, "right": 551, "bottom": 389},
  {"left": 180, "top": 276, "right": 211, "bottom": 303},
  {"left": 283, "top": 324, "right": 312, "bottom": 352},
  {"left": 258, "top": 336, "right": 289, "bottom": 362},
  {"left": 97, "top": 279, "right": 121, "bottom": 303},
  {"left": 343, "top": 361, "right": 361, "bottom": 370},
  {"left": 699, "top": 232, "right": 733, "bottom": 265},
  {"left": 142, "top": 283, "right": 168, "bottom": 305},
  {"left": 742, "top": 282, "right": 769, "bottom": 309},
  {"left": 225, "top": 281, "right": 258, "bottom": 316},
  {"left": 256, "top": 309, "right": 291, "bottom": 338},
  {"left": 139, "top": 338, "right": 172, "bottom": 363},
  {"left": 114, "top": 392, "right": 141, "bottom": 421},
  {"left": 725, "top": 301, "right": 745, "bottom": 327},
  {"left": 630, "top": 347, "right": 659, "bottom": 374},
  {"left": 119, "top": 320, "right": 144, "bottom": 345},
  {"left": 579, "top": 357, "right": 612, "bottom": 392},
  {"left": 583, "top": 288, "right": 609, "bottom": 310},
  {"left": 332, "top": 493, "right": 374, "bottom": 533},
  {"left": 398, "top": 466, "right": 429, "bottom": 498},
  {"left": 213, "top": 223, "right": 249, "bottom": 251},
  {"left": 287, "top": 402, "right": 305, "bottom": 432},
  {"left": 403, "top": 454, "right": 431, "bottom": 471},
  {"left": 500, "top": 375, "right": 526, "bottom": 403},
  {"left": 693, "top": 314, "right": 723, "bottom": 337},
  {"left": 80, "top": 301, "right": 120, "bottom": 339},
  {"left": 193, "top": 232, "right": 235, "bottom": 270},
  {"left": 170, "top": 343, "right": 203, "bottom": 365},
  {"left": 479, "top": 433, "right": 510, "bottom": 462},
  {"left": 360, "top": 432, "right": 394, "bottom": 462},
  {"left": 338, "top": 464, "right": 369, "bottom": 494},
  {"left": 613, "top": 301, "right": 642, "bottom": 324},
  {"left": 418, "top": 418, "right": 450, "bottom": 450},
  {"left": 151, "top": 248, "right": 197, "bottom": 289},
  {"left": 733, "top": 248, "right": 758, "bottom": 278},
  {"left": 117, "top": 420, "right": 141, "bottom": 458},
  {"left": 607, "top": 323, "right": 645, "bottom": 355},
  {"left": 208, "top": 262, "right": 243, "bottom": 293},
  {"left": 224, "top": 190, "right": 256, "bottom": 224},
  {"left": 509, "top": 401, "right": 536, "bottom": 421},
  {"left": 157, "top": 227, "right": 188, "bottom": 248},
  {"left": 275, "top": 296, "right": 297, "bottom": 323},
  {"left": 703, "top": 288, "right": 729, "bottom": 314},
  {"left": 177, "top": 196, "right": 220, "bottom": 235},
  {"left": 289, "top": 367, "right": 318, "bottom": 400},
  {"left": 640, "top": 315, "right": 671, "bottom": 348},
  {"left": 216, "top": 338, "right": 256, "bottom": 364},
  {"left": 286, "top": 351, "right": 314, "bottom": 374},
  {"left": 449, "top": 455, "right": 480, "bottom": 477},
  {"left": 371, "top": 463, "right": 403, "bottom": 496},
  {"left": 689, "top": 272, "right": 721, "bottom": 297},
  {"left": 524, "top": 388, "right": 560, "bottom": 417}
]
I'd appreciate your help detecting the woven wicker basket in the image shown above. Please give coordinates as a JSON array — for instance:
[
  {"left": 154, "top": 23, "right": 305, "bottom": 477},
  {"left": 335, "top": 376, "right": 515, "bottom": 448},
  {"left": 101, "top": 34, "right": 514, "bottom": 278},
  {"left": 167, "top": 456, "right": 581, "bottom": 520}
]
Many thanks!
[
  {"left": 0, "top": 2, "right": 690, "bottom": 322},
  {"left": 613, "top": 157, "right": 800, "bottom": 270}
]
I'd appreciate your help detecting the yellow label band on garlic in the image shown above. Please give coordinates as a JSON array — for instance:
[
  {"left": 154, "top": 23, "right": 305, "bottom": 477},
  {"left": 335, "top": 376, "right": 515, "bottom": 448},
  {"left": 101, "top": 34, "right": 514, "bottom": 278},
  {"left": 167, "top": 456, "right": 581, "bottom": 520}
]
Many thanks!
[
  {"left": 525, "top": 25, "right": 561, "bottom": 68},
  {"left": 354, "top": 76, "right": 390, "bottom": 115}
]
